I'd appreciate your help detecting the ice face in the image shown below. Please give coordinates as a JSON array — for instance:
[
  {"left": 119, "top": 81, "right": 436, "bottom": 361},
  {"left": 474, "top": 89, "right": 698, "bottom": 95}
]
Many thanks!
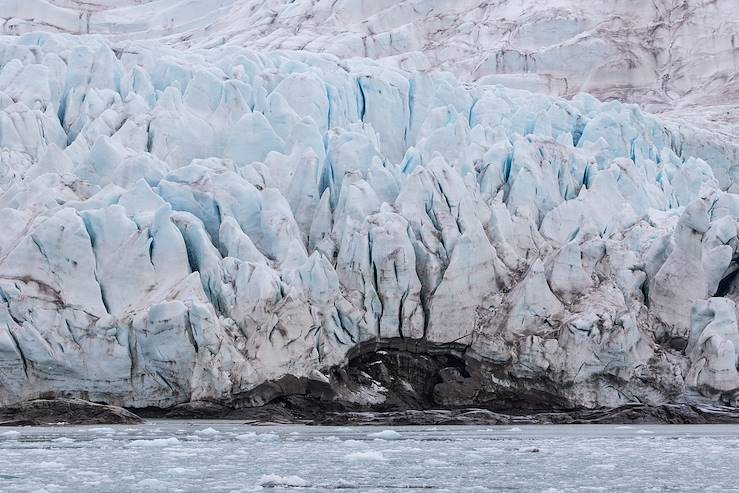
[{"left": 0, "top": 30, "right": 736, "bottom": 410}]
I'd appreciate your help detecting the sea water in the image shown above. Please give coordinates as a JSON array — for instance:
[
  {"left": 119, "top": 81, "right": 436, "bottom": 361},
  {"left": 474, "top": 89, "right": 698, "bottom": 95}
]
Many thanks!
[{"left": 1, "top": 422, "right": 738, "bottom": 492}]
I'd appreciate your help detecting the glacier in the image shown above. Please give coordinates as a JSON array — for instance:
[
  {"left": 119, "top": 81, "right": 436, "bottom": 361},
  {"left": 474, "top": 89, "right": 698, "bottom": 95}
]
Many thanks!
[{"left": 0, "top": 23, "right": 737, "bottom": 415}]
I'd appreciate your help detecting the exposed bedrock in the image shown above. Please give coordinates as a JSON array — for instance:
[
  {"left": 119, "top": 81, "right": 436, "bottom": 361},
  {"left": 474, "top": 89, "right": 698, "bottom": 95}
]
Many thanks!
[
  {"left": 0, "top": 398, "right": 142, "bottom": 426},
  {"left": 329, "top": 338, "right": 575, "bottom": 413}
]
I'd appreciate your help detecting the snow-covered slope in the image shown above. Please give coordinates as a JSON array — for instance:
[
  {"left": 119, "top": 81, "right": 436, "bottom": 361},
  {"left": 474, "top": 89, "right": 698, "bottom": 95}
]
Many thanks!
[
  {"left": 3, "top": 0, "right": 738, "bottom": 115},
  {"left": 0, "top": 2, "right": 737, "bottom": 411}
]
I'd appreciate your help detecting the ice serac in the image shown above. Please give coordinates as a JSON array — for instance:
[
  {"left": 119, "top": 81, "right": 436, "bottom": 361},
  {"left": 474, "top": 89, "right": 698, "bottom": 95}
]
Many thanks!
[
  {"left": 687, "top": 298, "right": 739, "bottom": 397},
  {"left": 649, "top": 199, "right": 712, "bottom": 336},
  {"left": 0, "top": 29, "right": 737, "bottom": 413}
]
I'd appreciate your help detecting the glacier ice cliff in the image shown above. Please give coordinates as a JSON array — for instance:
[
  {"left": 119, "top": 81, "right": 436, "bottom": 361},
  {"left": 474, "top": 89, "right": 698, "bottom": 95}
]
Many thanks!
[{"left": 0, "top": 30, "right": 737, "bottom": 412}]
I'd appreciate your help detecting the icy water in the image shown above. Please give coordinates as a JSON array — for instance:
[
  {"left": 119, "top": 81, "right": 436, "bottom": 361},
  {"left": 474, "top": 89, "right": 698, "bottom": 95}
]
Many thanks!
[{"left": 1, "top": 422, "right": 738, "bottom": 492}]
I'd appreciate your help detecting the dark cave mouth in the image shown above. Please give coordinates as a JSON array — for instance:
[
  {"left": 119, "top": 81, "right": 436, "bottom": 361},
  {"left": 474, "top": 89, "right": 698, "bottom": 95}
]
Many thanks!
[{"left": 340, "top": 338, "right": 474, "bottom": 410}]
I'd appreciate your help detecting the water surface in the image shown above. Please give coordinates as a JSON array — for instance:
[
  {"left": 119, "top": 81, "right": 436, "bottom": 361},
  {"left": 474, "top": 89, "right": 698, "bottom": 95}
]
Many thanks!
[{"left": 1, "top": 421, "right": 738, "bottom": 492}]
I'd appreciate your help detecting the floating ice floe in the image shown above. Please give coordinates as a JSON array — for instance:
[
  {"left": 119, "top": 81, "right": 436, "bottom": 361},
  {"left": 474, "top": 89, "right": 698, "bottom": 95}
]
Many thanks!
[
  {"left": 368, "top": 430, "right": 402, "bottom": 440},
  {"left": 347, "top": 451, "right": 387, "bottom": 462},
  {"left": 258, "top": 474, "right": 310, "bottom": 488},
  {"left": 128, "top": 437, "right": 181, "bottom": 447}
]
